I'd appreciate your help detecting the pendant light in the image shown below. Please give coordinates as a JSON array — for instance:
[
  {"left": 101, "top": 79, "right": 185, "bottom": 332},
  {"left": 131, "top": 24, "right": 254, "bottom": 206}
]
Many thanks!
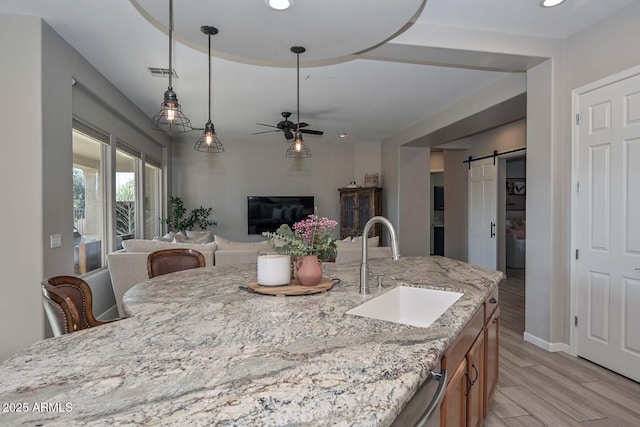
[
  {"left": 151, "top": 0, "right": 192, "bottom": 133},
  {"left": 286, "top": 46, "right": 312, "bottom": 159},
  {"left": 194, "top": 25, "right": 224, "bottom": 153}
]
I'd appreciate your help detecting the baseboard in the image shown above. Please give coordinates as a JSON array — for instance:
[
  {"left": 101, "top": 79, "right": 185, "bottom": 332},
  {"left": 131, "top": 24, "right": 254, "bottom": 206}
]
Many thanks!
[
  {"left": 523, "top": 332, "right": 570, "bottom": 353},
  {"left": 97, "top": 305, "right": 119, "bottom": 321}
]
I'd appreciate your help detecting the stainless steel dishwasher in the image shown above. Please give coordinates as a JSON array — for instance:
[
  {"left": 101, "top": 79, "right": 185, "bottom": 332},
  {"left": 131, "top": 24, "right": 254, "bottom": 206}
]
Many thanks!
[{"left": 391, "top": 361, "right": 447, "bottom": 427}]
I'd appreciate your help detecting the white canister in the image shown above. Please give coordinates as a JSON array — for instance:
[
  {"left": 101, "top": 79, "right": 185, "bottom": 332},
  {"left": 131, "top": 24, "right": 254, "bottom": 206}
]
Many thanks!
[{"left": 257, "top": 253, "right": 291, "bottom": 286}]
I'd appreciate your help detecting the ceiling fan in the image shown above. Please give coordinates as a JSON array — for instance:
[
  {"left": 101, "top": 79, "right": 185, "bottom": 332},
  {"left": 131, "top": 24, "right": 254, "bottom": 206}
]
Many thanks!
[{"left": 252, "top": 111, "right": 324, "bottom": 140}]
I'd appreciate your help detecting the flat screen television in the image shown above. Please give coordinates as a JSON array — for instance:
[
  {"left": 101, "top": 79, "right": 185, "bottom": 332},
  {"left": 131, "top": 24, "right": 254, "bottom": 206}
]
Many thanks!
[{"left": 248, "top": 196, "right": 315, "bottom": 234}]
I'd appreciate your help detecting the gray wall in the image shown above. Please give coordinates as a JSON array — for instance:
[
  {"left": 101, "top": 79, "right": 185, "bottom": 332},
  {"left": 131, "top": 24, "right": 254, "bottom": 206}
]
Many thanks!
[
  {"left": 171, "top": 134, "right": 356, "bottom": 242},
  {"left": 0, "top": 15, "right": 169, "bottom": 361},
  {"left": 560, "top": 0, "right": 640, "bottom": 344},
  {"left": 0, "top": 14, "right": 44, "bottom": 361},
  {"left": 442, "top": 120, "right": 526, "bottom": 262}
]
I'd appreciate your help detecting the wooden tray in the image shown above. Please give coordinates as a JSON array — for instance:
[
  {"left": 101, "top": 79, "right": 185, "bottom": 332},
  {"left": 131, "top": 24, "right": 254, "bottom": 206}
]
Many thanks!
[{"left": 247, "top": 277, "right": 335, "bottom": 296}]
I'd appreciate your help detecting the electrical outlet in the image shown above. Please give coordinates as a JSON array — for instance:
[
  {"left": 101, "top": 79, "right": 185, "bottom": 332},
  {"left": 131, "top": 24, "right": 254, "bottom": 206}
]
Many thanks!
[{"left": 50, "top": 234, "right": 62, "bottom": 248}]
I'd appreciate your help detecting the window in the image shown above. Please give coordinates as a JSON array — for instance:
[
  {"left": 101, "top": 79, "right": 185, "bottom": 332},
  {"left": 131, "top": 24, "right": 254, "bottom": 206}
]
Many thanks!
[
  {"left": 115, "top": 147, "right": 140, "bottom": 250},
  {"left": 144, "top": 162, "right": 162, "bottom": 239},
  {"left": 72, "top": 127, "right": 107, "bottom": 274}
]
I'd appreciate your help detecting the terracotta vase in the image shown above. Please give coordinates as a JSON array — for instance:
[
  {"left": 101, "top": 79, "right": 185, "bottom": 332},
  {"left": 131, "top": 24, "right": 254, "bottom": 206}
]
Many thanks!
[{"left": 296, "top": 255, "right": 323, "bottom": 286}]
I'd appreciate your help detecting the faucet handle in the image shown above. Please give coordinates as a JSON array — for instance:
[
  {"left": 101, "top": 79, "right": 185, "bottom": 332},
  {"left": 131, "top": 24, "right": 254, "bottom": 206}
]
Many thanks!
[{"left": 369, "top": 273, "right": 385, "bottom": 288}]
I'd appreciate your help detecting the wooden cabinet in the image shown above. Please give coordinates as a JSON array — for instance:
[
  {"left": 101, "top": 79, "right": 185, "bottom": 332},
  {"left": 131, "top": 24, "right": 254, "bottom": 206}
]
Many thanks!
[
  {"left": 484, "top": 307, "right": 500, "bottom": 413},
  {"left": 338, "top": 187, "right": 382, "bottom": 240},
  {"left": 466, "top": 333, "right": 485, "bottom": 427},
  {"left": 443, "top": 359, "right": 467, "bottom": 427},
  {"left": 440, "top": 288, "right": 499, "bottom": 427}
]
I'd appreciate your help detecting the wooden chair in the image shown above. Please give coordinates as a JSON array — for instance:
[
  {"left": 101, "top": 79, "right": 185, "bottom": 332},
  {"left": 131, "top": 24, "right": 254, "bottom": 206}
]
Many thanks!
[
  {"left": 42, "top": 275, "right": 120, "bottom": 336},
  {"left": 147, "top": 248, "right": 206, "bottom": 278}
]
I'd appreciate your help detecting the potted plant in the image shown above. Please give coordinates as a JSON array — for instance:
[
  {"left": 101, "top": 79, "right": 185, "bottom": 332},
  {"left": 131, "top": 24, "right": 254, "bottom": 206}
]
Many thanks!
[
  {"left": 262, "top": 214, "right": 337, "bottom": 286},
  {"left": 162, "top": 196, "right": 217, "bottom": 233}
]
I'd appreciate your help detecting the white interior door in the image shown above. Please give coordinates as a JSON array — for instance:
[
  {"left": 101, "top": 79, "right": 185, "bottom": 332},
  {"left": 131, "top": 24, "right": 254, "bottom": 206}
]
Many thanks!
[
  {"left": 468, "top": 158, "right": 497, "bottom": 269},
  {"left": 576, "top": 73, "right": 640, "bottom": 382}
]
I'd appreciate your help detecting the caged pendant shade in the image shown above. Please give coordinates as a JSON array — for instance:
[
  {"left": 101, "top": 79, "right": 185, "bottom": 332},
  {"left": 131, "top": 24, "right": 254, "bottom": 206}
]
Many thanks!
[
  {"left": 194, "top": 25, "right": 224, "bottom": 153},
  {"left": 285, "top": 46, "right": 311, "bottom": 159},
  {"left": 151, "top": 0, "right": 192, "bottom": 133}
]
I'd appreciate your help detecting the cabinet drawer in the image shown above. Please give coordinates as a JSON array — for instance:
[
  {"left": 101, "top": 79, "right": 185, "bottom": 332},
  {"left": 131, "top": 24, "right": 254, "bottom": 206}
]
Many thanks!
[
  {"left": 484, "top": 286, "right": 499, "bottom": 324},
  {"left": 442, "top": 307, "right": 484, "bottom": 375}
]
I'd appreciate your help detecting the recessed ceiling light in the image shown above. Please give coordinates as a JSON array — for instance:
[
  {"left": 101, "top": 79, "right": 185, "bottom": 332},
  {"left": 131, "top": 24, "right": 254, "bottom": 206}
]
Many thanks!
[
  {"left": 267, "top": 0, "right": 293, "bottom": 11},
  {"left": 539, "top": 0, "right": 565, "bottom": 7},
  {"left": 339, "top": 133, "right": 348, "bottom": 138}
]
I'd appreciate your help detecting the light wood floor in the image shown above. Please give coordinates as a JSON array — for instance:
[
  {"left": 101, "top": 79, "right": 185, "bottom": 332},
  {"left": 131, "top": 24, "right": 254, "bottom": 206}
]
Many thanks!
[{"left": 486, "top": 269, "right": 640, "bottom": 426}]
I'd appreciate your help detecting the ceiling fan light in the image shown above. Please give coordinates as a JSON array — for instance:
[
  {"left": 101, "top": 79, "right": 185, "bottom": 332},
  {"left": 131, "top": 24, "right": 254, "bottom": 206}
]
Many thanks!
[
  {"left": 539, "top": 0, "right": 565, "bottom": 7},
  {"left": 266, "top": 0, "right": 292, "bottom": 11}
]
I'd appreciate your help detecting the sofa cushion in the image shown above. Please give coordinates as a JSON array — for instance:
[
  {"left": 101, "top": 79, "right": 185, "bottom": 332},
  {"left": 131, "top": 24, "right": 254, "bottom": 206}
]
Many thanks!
[
  {"left": 215, "top": 249, "right": 261, "bottom": 266},
  {"left": 352, "top": 236, "right": 380, "bottom": 247},
  {"left": 185, "top": 231, "right": 214, "bottom": 243},
  {"left": 337, "top": 236, "right": 379, "bottom": 248},
  {"left": 122, "top": 239, "right": 216, "bottom": 253},
  {"left": 214, "top": 235, "right": 272, "bottom": 251}
]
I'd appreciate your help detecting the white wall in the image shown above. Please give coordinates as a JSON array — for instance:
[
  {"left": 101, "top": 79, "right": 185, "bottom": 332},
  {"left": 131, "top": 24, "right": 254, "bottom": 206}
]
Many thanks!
[
  {"left": 354, "top": 140, "right": 381, "bottom": 188},
  {"left": 0, "top": 14, "right": 44, "bottom": 361},
  {"left": 171, "top": 135, "right": 354, "bottom": 241}
]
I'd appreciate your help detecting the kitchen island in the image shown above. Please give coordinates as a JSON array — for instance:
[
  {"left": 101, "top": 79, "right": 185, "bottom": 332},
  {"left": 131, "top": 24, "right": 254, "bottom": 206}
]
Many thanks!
[{"left": 0, "top": 257, "right": 502, "bottom": 426}]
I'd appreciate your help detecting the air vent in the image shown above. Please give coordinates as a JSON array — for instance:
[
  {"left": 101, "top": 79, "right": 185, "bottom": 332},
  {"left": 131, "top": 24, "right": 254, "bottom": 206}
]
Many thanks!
[{"left": 147, "top": 67, "right": 178, "bottom": 78}]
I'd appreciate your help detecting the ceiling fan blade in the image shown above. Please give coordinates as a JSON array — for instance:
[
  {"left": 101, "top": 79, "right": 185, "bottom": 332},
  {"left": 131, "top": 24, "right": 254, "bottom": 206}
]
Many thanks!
[
  {"left": 256, "top": 123, "right": 279, "bottom": 128},
  {"left": 251, "top": 130, "right": 281, "bottom": 135},
  {"left": 296, "top": 122, "right": 309, "bottom": 129},
  {"left": 300, "top": 129, "right": 324, "bottom": 135},
  {"left": 284, "top": 130, "right": 294, "bottom": 140}
]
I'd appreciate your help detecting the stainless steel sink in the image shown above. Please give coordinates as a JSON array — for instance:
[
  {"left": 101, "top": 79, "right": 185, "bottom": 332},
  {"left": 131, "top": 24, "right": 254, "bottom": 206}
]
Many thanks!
[{"left": 346, "top": 286, "right": 463, "bottom": 328}]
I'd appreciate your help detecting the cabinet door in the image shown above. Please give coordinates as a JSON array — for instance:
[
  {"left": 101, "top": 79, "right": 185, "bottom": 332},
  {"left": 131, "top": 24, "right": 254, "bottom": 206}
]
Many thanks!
[
  {"left": 357, "top": 192, "right": 372, "bottom": 232},
  {"left": 466, "top": 333, "right": 485, "bottom": 427},
  {"left": 340, "top": 193, "right": 357, "bottom": 238},
  {"left": 484, "top": 307, "right": 500, "bottom": 414},
  {"left": 441, "top": 358, "right": 467, "bottom": 427}
]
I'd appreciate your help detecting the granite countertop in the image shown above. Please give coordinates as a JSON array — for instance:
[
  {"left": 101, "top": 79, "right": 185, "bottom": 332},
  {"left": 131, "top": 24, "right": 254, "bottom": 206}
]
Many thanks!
[{"left": 0, "top": 256, "right": 502, "bottom": 426}]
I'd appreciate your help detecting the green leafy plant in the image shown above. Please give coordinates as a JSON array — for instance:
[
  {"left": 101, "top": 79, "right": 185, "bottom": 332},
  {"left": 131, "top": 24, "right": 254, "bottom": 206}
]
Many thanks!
[{"left": 162, "top": 196, "right": 217, "bottom": 232}]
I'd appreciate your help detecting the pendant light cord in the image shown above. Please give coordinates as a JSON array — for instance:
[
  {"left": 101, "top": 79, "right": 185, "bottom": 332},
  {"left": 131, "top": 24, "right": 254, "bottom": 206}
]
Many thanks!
[
  {"left": 208, "top": 32, "right": 212, "bottom": 121},
  {"left": 168, "top": 0, "right": 173, "bottom": 89},
  {"left": 296, "top": 50, "right": 300, "bottom": 132}
]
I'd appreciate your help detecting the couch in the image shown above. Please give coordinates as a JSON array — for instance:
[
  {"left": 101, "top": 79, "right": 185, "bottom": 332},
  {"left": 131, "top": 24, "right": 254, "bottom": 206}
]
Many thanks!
[{"left": 107, "top": 232, "right": 393, "bottom": 317}]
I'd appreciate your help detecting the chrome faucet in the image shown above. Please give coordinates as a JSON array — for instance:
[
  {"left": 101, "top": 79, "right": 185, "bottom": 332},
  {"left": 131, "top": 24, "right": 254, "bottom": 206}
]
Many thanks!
[{"left": 360, "top": 216, "right": 400, "bottom": 294}]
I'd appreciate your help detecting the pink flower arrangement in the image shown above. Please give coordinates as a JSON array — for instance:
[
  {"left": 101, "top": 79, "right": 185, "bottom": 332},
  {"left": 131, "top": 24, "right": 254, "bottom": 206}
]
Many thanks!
[
  {"left": 263, "top": 213, "right": 338, "bottom": 261},
  {"left": 293, "top": 215, "right": 337, "bottom": 247}
]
